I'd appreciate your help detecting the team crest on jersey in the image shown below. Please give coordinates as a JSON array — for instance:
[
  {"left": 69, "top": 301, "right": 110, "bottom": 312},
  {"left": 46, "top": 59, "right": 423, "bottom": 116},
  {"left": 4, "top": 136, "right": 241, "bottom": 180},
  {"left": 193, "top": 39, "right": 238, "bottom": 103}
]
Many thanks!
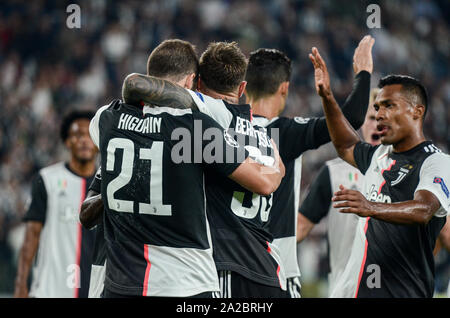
[
  {"left": 223, "top": 129, "right": 240, "bottom": 148},
  {"left": 390, "top": 166, "right": 412, "bottom": 186},
  {"left": 433, "top": 177, "right": 449, "bottom": 198},
  {"left": 294, "top": 117, "right": 310, "bottom": 124}
]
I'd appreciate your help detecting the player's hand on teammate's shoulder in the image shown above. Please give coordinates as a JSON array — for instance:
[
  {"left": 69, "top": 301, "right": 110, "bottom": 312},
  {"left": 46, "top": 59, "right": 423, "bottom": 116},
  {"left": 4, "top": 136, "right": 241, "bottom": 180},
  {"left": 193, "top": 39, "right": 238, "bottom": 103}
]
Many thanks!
[{"left": 352, "top": 35, "right": 375, "bottom": 75}]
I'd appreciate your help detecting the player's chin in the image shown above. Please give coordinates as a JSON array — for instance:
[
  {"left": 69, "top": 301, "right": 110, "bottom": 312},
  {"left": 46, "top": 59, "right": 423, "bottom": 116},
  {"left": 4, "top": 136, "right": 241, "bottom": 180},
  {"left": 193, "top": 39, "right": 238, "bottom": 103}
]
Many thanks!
[{"left": 75, "top": 150, "right": 97, "bottom": 162}]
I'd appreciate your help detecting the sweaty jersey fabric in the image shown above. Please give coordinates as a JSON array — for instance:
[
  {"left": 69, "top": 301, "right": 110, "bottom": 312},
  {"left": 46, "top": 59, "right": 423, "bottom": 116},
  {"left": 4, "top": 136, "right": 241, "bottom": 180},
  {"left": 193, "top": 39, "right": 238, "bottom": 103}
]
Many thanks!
[
  {"left": 24, "top": 162, "right": 95, "bottom": 298},
  {"left": 300, "top": 158, "right": 363, "bottom": 295},
  {"left": 89, "top": 101, "right": 247, "bottom": 297},
  {"left": 331, "top": 141, "right": 450, "bottom": 298}
]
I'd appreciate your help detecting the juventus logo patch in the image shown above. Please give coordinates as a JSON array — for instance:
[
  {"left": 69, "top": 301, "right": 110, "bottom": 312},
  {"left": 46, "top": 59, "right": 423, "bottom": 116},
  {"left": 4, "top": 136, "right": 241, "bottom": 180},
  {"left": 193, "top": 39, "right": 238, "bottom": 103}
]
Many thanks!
[{"left": 390, "top": 167, "right": 410, "bottom": 186}]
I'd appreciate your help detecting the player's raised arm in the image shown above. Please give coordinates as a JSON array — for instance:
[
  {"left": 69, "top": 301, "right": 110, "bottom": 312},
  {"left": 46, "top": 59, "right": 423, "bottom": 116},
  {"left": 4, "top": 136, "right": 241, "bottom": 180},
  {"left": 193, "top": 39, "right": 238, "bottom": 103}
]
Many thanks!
[
  {"left": 122, "top": 73, "right": 198, "bottom": 110},
  {"left": 309, "top": 41, "right": 373, "bottom": 167}
]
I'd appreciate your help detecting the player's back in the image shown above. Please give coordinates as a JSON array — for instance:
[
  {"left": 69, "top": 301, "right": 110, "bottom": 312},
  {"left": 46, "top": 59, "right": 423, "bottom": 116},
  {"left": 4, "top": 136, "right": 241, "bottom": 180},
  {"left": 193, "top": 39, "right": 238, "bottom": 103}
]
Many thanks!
[{"left": 90, "top": 102, "right": 222, "bottom": 297}]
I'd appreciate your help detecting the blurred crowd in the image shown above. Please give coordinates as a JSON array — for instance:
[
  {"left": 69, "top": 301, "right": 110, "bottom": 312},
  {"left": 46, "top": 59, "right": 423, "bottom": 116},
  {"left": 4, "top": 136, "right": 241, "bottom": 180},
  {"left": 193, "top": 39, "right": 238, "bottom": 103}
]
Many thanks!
[{"left": 0, "top": 0, "right": 448, "bottom": 296}]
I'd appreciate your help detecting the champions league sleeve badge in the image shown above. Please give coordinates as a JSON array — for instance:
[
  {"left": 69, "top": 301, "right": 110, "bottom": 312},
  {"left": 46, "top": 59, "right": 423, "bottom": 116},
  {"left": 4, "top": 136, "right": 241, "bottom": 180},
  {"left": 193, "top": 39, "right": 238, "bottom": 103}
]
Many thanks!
[{"left": 433, "top": 177, "right": 449, "bottom": 198}]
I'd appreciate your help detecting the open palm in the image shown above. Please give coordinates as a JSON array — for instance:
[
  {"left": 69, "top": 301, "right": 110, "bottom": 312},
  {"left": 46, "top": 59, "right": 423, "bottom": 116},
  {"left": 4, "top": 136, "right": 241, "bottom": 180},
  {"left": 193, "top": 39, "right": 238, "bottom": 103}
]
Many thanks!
[{"left": 309, "top": 47, "right": 331, "bottom": 97}]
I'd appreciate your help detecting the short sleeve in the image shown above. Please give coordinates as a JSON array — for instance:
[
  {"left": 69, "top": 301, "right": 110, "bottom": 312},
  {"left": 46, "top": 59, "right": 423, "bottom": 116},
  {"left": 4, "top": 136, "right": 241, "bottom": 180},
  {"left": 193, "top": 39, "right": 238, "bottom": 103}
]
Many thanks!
[
  {"left": 195, "top": 112, "right": 249, "bottom": 177},
  {"left": 23, "top": 174, "right": 48, "bottom": 224},
  {"left": 353, "top": 141, "right": 380, "bottom": 174},
  {"left": 415, "top": 153, "right": 450, "bottom": 217},
  {"left": 89, "top": 104, "right": 110, "bottom": 148},
  {"left": 299, "top": 165, "right": 332, "bottom": 224},
  {"left": 89, "top": 167, "right": 102, "bottom": 194}
]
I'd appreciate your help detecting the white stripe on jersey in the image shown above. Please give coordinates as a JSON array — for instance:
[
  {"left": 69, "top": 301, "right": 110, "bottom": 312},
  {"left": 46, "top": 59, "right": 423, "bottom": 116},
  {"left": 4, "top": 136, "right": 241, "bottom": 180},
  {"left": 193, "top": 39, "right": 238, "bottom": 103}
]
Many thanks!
[
  {"left": 141, "top": 243, "right": 219, "bottom": 297},
  {"left": 142, "top": 106, "right": 192, "bottom": 116},
  {"left": 29, "top": 162, "right": 86, "bottom": 298}
]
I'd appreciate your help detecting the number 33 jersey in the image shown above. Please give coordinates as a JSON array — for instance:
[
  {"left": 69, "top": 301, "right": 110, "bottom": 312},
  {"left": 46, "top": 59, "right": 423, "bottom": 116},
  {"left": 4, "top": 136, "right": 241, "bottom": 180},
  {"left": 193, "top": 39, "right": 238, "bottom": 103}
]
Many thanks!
[{"left": 89, "top": 100, "right": 248, "bottom": 297}]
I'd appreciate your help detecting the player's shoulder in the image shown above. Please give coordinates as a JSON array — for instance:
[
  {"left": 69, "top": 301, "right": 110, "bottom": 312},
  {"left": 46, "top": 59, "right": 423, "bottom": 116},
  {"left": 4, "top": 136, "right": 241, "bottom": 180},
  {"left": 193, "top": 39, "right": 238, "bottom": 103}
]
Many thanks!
[
  {"left": 326, "top": 157, "right": 348, "bottom": 168},
  {"left": 420, "top": 148, "right": 450, "bottom": 168},
  {"left": 40, "top": 161, "right": 66, "bottom": 174},
  {"left": 252, "top": 115, "right": 279, "bottom": 128}
]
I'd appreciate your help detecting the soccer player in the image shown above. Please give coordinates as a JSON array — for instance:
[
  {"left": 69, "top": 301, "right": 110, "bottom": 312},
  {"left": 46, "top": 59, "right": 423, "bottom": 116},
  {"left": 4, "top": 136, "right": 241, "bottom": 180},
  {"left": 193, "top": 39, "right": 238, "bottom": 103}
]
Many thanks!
[
  {"left": 14, "top": 110, "right": 98, "bottom": 298},
  {"left": 122, "top": 41, "right": 289, "bottom": 297},
  {"left": 244, "top": 36, "right": 374, "bottom": 298},
  {"left": 79, "top": 39, "right": 202, "bottom": 298},
  {"left": 297, "top": 89, "right": 381, "bottom": 296},
  {"left": 309, "top": 44, "right": 450, "bottom": 297},
  {"left": 88, "top": 39, "right": 284, "bottom": 298}
]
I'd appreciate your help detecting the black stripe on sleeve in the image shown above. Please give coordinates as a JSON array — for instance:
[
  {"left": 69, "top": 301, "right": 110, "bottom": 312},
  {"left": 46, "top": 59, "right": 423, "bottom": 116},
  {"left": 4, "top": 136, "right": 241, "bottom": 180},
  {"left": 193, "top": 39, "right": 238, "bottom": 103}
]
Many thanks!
[
  {"left": 23, "top": 174, "right": 47, "bottom": 224},
  {"left": 299, "top": 165, "right": 332, "bottom": 224}
]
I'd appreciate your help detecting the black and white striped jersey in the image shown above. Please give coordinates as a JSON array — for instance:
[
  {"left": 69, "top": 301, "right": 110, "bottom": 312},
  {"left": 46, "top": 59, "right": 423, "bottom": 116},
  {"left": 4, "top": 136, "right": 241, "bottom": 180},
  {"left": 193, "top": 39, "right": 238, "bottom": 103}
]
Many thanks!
[
  {"left": 299, "top": 158, "right": 363, "bottom": 294},
  {"left": 189, "top": 91, "right": 286, "bottom": 289},
  {"left": 86, "top": 167, "right": 106, "bottom": 298},
  {"left": 248, "top": 70, "right": 371, "bottom": 283},
  {"left": 89, "top": 101, "right": 248, "bottom": 297},
  {"left": 331, "top": 141, "right": 450, "bottom": 298},
  {"left": 24, "top": 162, "right": 95, "bottom": 298},
  {"left": 252, "top": 115, "right": 331, "bottom": 280}
]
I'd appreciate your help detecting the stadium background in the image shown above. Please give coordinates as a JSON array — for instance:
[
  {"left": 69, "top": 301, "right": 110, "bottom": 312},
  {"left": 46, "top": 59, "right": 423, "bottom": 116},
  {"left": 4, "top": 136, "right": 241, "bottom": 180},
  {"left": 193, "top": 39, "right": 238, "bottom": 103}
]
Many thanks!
[{"left": 0, "top": 0, "right": 448, "bottom": 297}]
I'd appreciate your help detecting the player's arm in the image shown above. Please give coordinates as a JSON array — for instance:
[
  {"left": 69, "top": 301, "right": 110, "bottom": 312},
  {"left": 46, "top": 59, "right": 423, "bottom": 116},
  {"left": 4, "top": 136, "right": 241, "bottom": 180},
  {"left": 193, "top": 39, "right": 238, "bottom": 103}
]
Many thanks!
[
  {"left": 333, "top": 153, "right": 450, "bottom": 225},
  {"left": 297, "top": 213, "right": 315, "bottom": 243},
  {"left": 14, "top": 175, "right": 47, "bottom": 298},
  {"left": 437, "top": 216, "right": 450, "bottom": 251},
  {"left": 122, "top": 73, "right": 198, "bottom": 110},
  {"left": 80, "top": 168, "right": 103, "bottom": 229},
  {"left": 309, "top": 38, "right": 374, "bottom": 167},
  {"left": 297, "top": 165, "right": 332, "bottom": 242},
  {"left": 333, "top": 186, "right": 440, "bottom": 225},
  {"left": 199, "top": 113, "right": 285, "bottom": 195},
  {"left": 80, "top": 191, "right": 103, "bottom": 229},
  {"left": 228, "top": 140, "right": 285, "bottom": 196}
]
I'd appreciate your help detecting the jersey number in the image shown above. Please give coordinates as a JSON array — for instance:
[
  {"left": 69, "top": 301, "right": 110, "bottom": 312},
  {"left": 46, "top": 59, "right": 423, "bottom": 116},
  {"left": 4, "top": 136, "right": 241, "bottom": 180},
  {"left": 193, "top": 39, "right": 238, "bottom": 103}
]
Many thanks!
[
  {"left": 106, "top": 138, "right": 172, "bottom": 216},
  {"left": 230, "top": 191, "right": 272, "bottom": 222}
]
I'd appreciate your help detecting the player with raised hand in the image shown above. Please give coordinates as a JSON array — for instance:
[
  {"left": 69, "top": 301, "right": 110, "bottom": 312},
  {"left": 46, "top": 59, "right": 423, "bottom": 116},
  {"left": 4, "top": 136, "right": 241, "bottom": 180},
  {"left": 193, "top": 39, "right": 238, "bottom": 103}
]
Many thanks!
[
  {"left": 243, "top": 34, "right": 374, "bottom": 298},
  {"left": 309, "top": 38, "right": 450, "bottom": 298},
  {"left": 297, "top": 90, "right": 381, "bottom": 296}
]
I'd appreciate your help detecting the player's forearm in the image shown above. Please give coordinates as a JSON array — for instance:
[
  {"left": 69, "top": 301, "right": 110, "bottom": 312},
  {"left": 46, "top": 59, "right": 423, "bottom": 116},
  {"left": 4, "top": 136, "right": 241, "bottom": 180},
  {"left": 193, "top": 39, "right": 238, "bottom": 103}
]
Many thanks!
[
  {"left": 80, "top": 193, "right": 103, "bottom": 229},
  {"left": 14, "top": 223, "right": 41, "bottom": 293},
  {"left": 122, "top": 73, "right": 197, "bottom": 110},
  {"left": 321, "top": 92, "right": 361, "bottom": 158},
  {"left": 367, "top": 200, "right": 435, "bottom": 225},
  {"left": 340, "top": 71, "right": 371, "bottom": 130}
]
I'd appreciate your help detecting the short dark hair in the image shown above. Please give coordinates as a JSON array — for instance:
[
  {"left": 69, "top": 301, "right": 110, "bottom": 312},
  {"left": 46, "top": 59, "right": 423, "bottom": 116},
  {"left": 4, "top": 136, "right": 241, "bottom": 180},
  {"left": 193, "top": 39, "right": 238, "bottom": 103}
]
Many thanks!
[
  {"left": 246, "top": 48, "right": 291, "bottom": 100},
  {"left": 60, "top": 110, "right": 95, "bottom": 142},
  {"left": 378, "top": 75, "right": 428, "bottom": 119},
  {"left": 199, "top": 41, "right": 247, "bottom": 94},
  {"left": 147, "top": 39, "right": 199, "bottom": 81}
]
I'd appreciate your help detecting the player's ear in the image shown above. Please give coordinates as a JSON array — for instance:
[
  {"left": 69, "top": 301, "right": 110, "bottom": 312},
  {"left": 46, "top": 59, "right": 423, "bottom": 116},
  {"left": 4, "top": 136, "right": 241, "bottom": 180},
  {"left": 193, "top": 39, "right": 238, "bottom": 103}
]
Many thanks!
[
  {"left": 238, "top": 81, "right": 247, "bottom": 98},
  {"left": 279, "top": 81, "right": 289, "bottom": 98},
  {"left": 413, "top": 104, "right": 425, "bottom": 121},
  {"left": 183, "top": 73, "right": 196, "bottom": 90},
  {"left": 197, "top": 76, "right": 203, "bottom": 91}
]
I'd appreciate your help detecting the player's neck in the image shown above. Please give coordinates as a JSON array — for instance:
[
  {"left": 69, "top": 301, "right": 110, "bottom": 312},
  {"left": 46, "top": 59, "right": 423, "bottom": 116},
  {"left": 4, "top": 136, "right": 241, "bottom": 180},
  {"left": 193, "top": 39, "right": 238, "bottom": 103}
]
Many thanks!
[
  {"left": 199, "top": 86, "right": 240, "bottom": 104},
  {"left": 392, "top": 129, "right": 426, "bottom": 153},
  {"left": 249, "top": 96, "right": 280, "bottom": 119},
  {"left": 68, "top": 159, "right": 96, "bottom": 178}
]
